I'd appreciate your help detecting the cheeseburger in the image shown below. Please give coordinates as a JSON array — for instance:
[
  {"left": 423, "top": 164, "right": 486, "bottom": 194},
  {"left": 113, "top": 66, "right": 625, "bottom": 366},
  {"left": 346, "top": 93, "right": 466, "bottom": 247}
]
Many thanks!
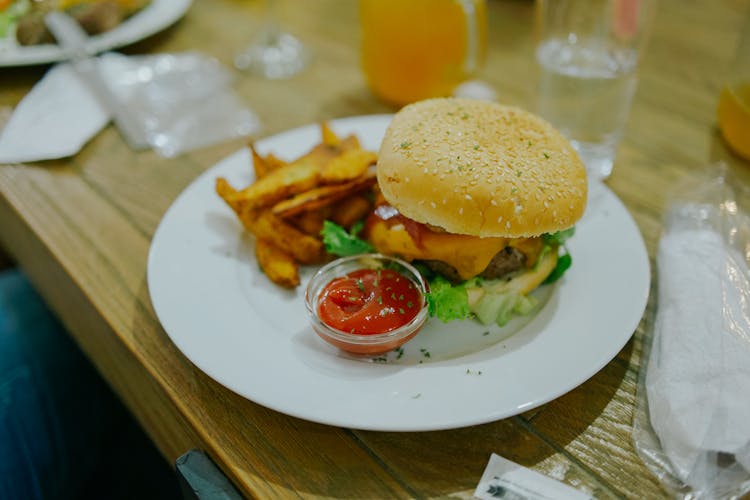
[{"left": 364, "top": 98, "right": 587, "bottom": 322}]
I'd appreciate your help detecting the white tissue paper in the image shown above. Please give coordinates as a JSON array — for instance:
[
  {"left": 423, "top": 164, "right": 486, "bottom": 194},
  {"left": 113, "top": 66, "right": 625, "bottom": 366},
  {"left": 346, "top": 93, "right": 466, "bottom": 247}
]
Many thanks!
[
  {"left": 0, "top": 51, "right": 260, "bottom": 163},
  {"left": 638, "top": 187, "right": 750, "bottom": 498},
  {"left": 0, "top": 63, "right": 109, "bottom": 163}
]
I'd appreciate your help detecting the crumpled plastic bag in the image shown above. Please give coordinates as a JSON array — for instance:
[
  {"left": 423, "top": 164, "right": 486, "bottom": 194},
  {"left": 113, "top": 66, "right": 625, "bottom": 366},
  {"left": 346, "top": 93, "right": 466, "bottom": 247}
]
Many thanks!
[
  {"left": 633, "top": 164, "right": 750, "bottom": 499},
  {"left": 102, "top": 51, "right": 261, "bottom": 157}
]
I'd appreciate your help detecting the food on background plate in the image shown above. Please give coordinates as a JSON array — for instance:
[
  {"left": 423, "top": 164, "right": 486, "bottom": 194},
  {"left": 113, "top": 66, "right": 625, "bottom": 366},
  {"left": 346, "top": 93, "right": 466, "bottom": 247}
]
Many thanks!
[
  {"left": 1, "top": 0, "right": 150, "bottom": 46},
  {"left": 333, "top": 98, "right": 588, "bottom": 327},
  {"left": 216, "top": 123, "right": 378, "bottom": 288}
]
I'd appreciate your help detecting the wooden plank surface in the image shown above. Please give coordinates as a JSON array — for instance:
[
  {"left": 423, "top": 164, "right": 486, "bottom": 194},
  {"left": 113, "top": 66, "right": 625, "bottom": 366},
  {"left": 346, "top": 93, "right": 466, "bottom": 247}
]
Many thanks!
[{"left": 2, "top": 0, "right": 748, "bottom": 498}]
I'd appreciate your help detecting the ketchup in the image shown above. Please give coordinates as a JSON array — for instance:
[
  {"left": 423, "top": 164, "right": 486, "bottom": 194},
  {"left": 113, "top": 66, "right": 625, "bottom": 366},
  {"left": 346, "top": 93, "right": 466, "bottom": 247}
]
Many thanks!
[{"left": 317, "top": 268, "right": 422, "bottom": 335}]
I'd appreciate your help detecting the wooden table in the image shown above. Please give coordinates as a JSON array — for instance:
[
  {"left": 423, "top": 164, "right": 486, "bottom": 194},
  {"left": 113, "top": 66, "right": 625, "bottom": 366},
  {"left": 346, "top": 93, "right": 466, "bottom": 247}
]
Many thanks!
[{"left": 2, "top": 0, "right": 749, "bottom": 497}]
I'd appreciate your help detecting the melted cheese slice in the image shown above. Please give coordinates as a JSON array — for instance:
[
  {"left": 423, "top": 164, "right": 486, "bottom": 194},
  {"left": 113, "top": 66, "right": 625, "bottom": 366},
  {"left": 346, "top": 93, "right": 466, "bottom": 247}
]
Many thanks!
[{"left": 367, "top": 221, "right": 509, "bottom": 280}]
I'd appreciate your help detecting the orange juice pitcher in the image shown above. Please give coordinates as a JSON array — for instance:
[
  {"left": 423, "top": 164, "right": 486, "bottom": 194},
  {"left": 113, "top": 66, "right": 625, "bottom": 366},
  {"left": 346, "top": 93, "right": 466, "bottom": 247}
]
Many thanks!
[
  {"left": 359, "top": 0, "right": 487, "bottom": 107},
  {"left": 717, "top": 12, "right": 750, "bottom": 161}
]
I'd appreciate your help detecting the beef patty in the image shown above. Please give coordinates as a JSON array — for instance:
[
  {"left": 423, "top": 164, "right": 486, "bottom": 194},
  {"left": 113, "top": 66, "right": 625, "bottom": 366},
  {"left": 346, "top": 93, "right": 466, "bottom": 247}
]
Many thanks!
[{"left": 421, "top": 247, "right": 526, "bottom": 283}]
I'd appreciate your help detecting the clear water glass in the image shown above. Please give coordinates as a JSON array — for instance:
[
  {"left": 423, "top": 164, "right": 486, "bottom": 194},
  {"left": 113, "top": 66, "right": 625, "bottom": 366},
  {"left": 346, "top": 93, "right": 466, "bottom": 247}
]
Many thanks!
[
  {"left": 234, "top": 0, "right": 310, "bottom": 80},
  {"left": 534, "top": 0, "right": 654, "bottom": 181}
]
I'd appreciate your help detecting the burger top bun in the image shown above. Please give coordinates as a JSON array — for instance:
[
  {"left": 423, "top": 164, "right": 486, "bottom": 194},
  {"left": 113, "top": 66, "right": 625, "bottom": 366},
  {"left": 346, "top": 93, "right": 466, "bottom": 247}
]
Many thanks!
[{"left": 377, "top": 98, "right": 588, "bottom": 238}]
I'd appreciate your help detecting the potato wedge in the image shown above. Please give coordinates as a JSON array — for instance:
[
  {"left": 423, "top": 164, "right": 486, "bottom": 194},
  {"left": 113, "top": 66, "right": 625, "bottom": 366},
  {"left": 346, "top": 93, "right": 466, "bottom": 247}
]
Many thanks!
[
  {"left": 338, "top": 134, "right": 362, "bottom": 152},
  {"left": 252, "top": 210, "right": 326, "bottom": 264},
  {"left": 292, "top": 207, "right": 332, "bottom": 236},
  {"left": 320, "top": 121, "right": 340, "bottom": 146},
  {"left": 330, "top": 195, "right": 373, "bottom": 229},
  {"left": 216, "top": 178, "right": 263, "bottom": 231},
  {"left": 255, "top": 238, "right": 299, "bottom": 288},
  {"left": 271, "top": 169, "right": 376, "bottom": 218},
  {"left": 226, "top": 160, "right": 320, "bottom": 212},
  {"left": 216, "top": 177, "right": 241, "bottom": 215},
  {"left": 250, "top": 143, "right": 276, "bottom": 179},
  {"left": 320, "top": 149, "right": 377, "bottom": 184},
  {"left": 297, "top": 142, "right": 342, "bottom": 169},
  {"left": 264, "top": 153, "right": 287, "bottom": 170}
]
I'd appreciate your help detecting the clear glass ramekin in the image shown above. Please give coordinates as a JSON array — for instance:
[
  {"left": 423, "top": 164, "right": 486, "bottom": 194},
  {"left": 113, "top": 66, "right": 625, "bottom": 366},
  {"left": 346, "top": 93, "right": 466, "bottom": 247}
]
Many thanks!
[{"left": 305, "top": 254, "right": 429, "bottom": 356}]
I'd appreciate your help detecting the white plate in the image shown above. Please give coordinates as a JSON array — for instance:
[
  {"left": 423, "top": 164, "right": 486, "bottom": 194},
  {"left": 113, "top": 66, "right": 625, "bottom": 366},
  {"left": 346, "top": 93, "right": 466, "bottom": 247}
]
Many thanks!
[
  {"left": 147, "top": 115, "right": 651, "bottom": 431},
  {"left": 0, "top": 0, "right": 191, "bottom": 67}
]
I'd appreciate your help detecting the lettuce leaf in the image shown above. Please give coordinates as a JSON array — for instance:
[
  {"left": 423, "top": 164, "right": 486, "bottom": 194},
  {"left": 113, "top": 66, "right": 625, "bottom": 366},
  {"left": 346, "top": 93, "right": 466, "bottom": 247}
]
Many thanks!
[
  {"left": 540, "top": 227, "right": 575, "bottom": 283},
  {"left": 471, "top": 290, "right": 538, "bottom": 326},
  {"left": 320, "top": 220, "right": 374, "bottom": 257},
  {"left": 543, "top": 251, "right": 572, "bottom": 284},
  {"left": 543, "top": 227, "right": 575, "bottom": 246},
  {"left": 425, "top": 275, "right": 472, "bottom": 323}
]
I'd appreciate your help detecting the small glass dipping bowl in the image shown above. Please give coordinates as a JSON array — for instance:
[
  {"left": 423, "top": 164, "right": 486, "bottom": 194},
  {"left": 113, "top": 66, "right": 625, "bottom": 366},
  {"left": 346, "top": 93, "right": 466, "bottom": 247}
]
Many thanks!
[{"left": 305, "top": 254, "right": 429, "bottom": 356}]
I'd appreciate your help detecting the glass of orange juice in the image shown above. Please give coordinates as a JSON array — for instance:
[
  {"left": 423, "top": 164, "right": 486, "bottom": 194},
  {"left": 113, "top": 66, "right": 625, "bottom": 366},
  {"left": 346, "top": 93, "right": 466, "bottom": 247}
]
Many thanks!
[
  {"left": 359, "top": 0, "right": 487, "bottom": 107},
  {"left": 717, "top": 12, "right": 750, "bottom": 161}
]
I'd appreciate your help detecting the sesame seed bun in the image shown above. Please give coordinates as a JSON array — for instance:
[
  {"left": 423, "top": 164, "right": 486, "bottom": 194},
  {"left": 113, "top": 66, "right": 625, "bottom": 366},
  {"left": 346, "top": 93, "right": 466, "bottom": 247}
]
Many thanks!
[{"left": 377, "top": 98, "right": 587, "bottom": 238}]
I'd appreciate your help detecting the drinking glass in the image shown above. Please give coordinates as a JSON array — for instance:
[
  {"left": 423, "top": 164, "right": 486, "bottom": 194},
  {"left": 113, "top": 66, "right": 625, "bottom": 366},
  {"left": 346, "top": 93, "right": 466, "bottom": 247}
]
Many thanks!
[
  {"left": 534, "top": 0, "right": 654, "bottom": 181},
  {"left": 234, "top": 0, "right": 310, "bottom": 79},
  {"left": 359, "top": 0, "right": 487, "bottom": 107}
]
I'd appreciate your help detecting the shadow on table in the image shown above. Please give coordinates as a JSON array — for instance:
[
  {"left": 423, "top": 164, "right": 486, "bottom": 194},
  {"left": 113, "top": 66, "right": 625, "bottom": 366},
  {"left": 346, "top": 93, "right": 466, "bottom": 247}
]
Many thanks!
[{"left": 351, "top": 338, "right": 632, "bottom": 498}]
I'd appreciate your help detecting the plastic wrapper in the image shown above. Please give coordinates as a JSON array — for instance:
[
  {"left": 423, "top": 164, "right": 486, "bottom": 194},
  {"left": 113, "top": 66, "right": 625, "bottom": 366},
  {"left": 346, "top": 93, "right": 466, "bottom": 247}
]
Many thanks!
[
  {"left": 101, "top": 51, "right": 261, "bottom": 157},
  {"left": 633, "top": 164, "right": 750, "bottom": 499}
]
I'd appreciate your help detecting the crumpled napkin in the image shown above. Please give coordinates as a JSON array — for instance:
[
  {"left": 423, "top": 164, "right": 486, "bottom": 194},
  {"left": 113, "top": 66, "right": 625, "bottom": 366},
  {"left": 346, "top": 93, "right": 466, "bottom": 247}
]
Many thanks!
[
  {"left": 0, "top": 62, "right": 108, "bottom": 163},
  {"left": 646, "top": 207, "right": 750, "bottom": 494},
  {"left": 0, "top": 51, "right": 260, "bottom": 163}
]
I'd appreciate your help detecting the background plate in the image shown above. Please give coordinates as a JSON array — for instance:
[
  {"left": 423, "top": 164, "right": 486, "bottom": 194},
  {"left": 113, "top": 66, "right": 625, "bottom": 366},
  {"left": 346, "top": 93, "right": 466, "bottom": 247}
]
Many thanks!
[
  {"left": 0, "top": 0, "right": 191, "bottom": 67},
  {"left": 147, "top": 115, "right": 650, "bottom": 431}
]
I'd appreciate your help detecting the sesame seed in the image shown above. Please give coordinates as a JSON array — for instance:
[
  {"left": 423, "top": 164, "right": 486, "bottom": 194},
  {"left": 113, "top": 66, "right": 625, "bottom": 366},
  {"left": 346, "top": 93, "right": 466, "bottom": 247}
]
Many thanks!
[
  {"left": 430, "top": 201, "right": 437, "bottom": 208},
  {"left": 490, "top": 199, "right": 497, "bottom": 206},
  {"left": 459, "top": 207, "right": 464, "bottom": 215}
]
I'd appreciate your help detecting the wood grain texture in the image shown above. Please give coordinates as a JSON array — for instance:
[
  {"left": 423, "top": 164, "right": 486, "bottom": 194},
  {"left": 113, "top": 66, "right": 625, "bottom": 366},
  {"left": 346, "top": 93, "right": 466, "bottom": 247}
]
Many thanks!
[{"left": 2, "top": 0, "right": 749, "bottom": 498}]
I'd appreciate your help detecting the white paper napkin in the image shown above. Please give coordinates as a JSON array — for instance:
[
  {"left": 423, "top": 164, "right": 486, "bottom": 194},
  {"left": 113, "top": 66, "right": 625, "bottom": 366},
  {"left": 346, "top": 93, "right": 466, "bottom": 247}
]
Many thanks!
[
  {"left": 0, "top": 63, "right": 109, "bottom": 163},
  {"left": 647, "top": 221, "right": 750, "bottom": 490}
]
